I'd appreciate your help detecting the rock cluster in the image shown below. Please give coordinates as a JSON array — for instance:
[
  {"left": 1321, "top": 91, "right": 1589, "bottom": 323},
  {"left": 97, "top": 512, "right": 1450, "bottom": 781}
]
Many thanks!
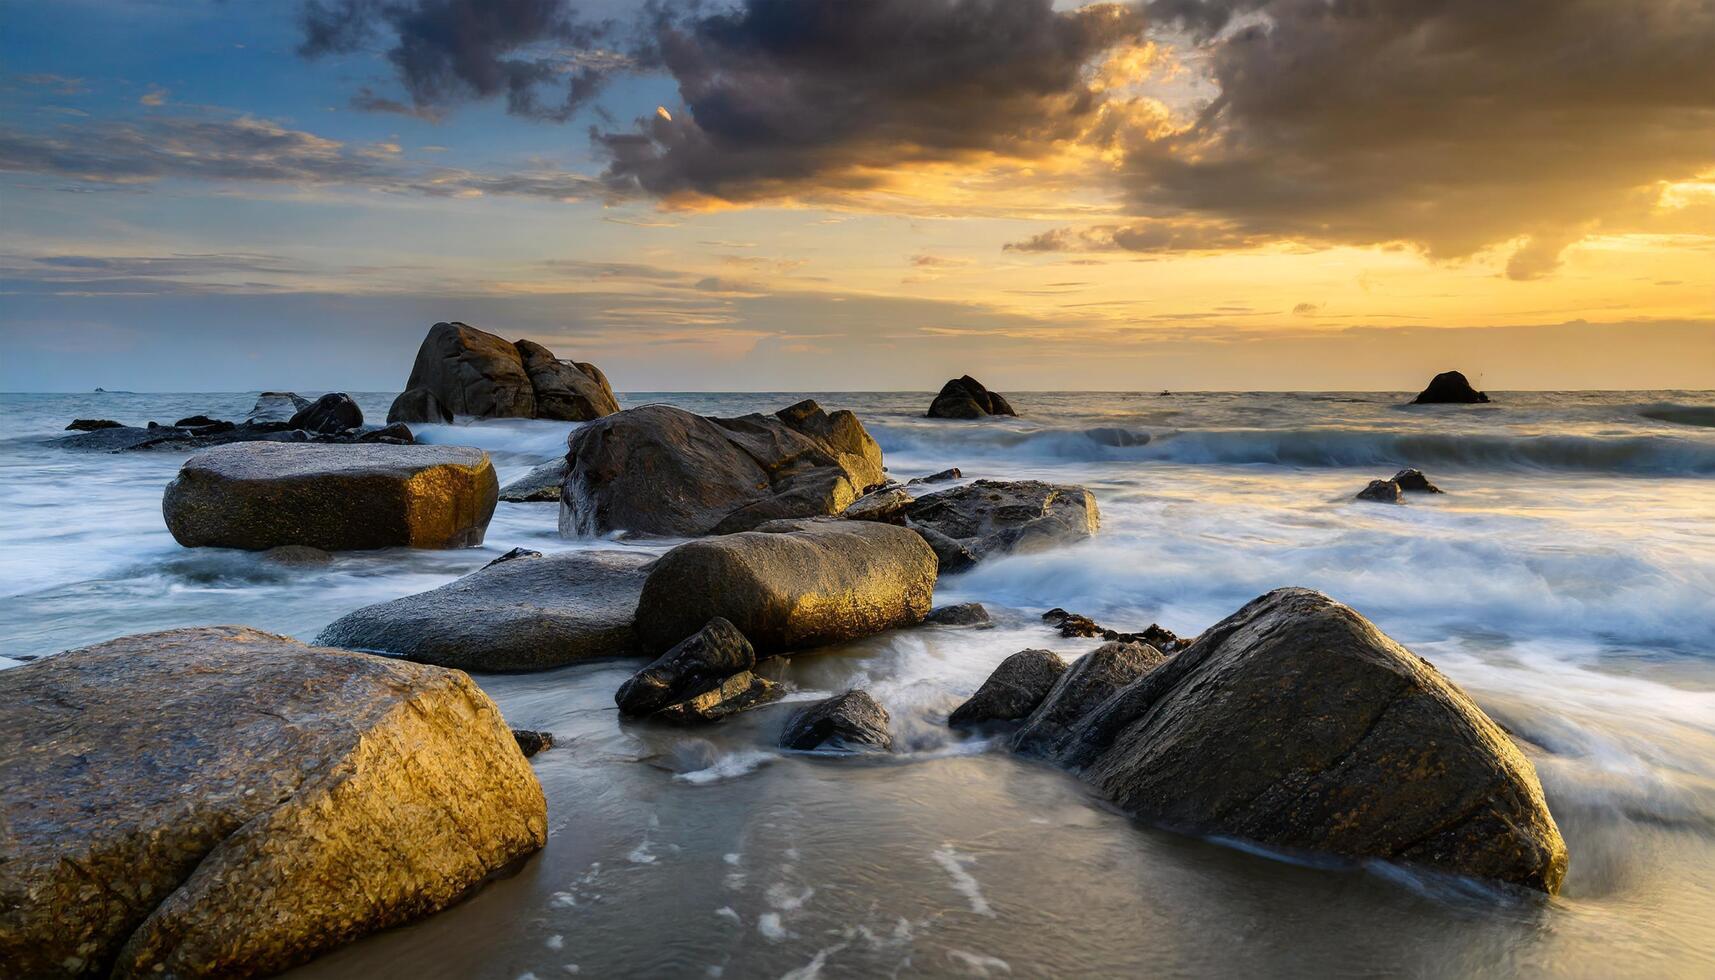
[
  {"left": 60, "top": 391, "right": 395, "bottom": 453},
  {"left": 1355, "top": 468, "right": 1445, "bottom": 504},
  {"left": 615, "top": 618, "right": 781, "bottom": 723},
  {"left": 390, "top": 321, "right": 619, "bottom": 422},
  {"left": 1042, "top": 608, "right": 1188, "bottom": 652}
]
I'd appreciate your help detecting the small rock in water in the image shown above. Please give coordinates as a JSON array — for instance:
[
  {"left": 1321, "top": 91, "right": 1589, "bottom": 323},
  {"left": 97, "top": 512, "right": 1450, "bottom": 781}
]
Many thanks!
[
  {"left": 924, "top": 602, "right": 992, "bottom": 627},
  {"left": 357, "top": 422, "right": 415, "bottom": 444},
  {"left": 499, "top": 458, "right": 569, "bottom": 502},
  {"left": 654, "top": 671, "right": 782, "bottom": 724},
  {"left": 903, "top": 479, "right": 1099, "bottom": 571},
  {"left": 174, "top": 414, "right": 225, "bottom": 428},
  {"left": 65, "top": 418, "right": 123, "bottom": 431},
  {"left": 616, "top": 618, "right": 758, "bottom": 717},
  {"left": 1356, "top": 479, "right": 1405, "bottom": 504},
  {"left": 512, "top": 729, "right": 554, "bottom": 757},
  {"left": 949, "top": 649, "right": 1067, "bottom": 728},
  {"left": 926, "top": 376, "right": 1017, "bottom": 419},
  {"left": 1041, "top": 608, "right": 1185, "bottom": 651},
  {"left": 907, "top": 467, "right": 962, "bottom": 486},
  {"left": 484, "top": 546, "right": 543, "bottom": 569},
  {"left": 780, "top": 690, "right": 893, "bottom": 752},
  {"left": 1411, "top": 369, "right": 1490, "bottom": 404},
  {"left": 1392, "top": 468, "right": 1444, "bottom": 493},
  {"left": 288, "top": 392, "right": 364, "bottom": 434},
  {"left": 388, "top": 385, "right": 454, "bottom": 425}
]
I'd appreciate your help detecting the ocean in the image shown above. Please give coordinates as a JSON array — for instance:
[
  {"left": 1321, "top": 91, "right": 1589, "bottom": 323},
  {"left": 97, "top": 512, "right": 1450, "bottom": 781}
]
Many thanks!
[{"left": 3, "top": 389, "right": 1712, "bottom": 978}]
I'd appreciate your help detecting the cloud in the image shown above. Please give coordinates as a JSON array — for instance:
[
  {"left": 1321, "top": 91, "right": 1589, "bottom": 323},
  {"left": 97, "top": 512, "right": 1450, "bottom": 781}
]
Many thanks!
[
  {"left": 298, "top": 0, "right": 631, "bottom": 122},
  {"left": 139, "top": 86, "right": 169, "bottom": 107},
  {"left": 1291, "top": 302, "right": 1320, "bottom": 317},
  {"left": 1004, "top": 218, "right": 1263, "bottom": 253},
  {"left": 349, "top": 86, "right": 445, "bottom": 122}
]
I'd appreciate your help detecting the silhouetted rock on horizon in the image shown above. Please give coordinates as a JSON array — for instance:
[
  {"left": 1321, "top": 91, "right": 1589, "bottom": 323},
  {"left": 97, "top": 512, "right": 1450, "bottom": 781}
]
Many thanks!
[
  {"left": 781, "top": 691, "right": 893, "bottom": 752},
  {"left": 162, "top": 443, "right": 497, "bottom": 551},
  {"left": 1061, "top": 588, "right": 1568, "bottom": 894},
  {"left": 1412, "top": 370, "right": 1490, "bottom": 404},
  {"left": 927, "top": 375, "right": 1018, "bottom": 419},
  {"left": 0, "top": 626, "right": 546, "bottom": 979},
  {"left": 388, "top": 386, "right": 453, "bottom": 425},
  {"left": 559, "top": 400, "right": 886, "bottom": 537},
  {"left": 402, "top": 321, "right": 618, "bottom": 421},
  {"left": 903, "top": 479, "right": 1099, "bottom": 571},
  {"left": 318, "top": 549, "right": 652, "bottom": 671}
]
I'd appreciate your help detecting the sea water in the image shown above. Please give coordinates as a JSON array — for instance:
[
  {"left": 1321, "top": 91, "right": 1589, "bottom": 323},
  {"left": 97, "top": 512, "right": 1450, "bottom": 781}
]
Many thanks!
[{"left": 2, "top": 390, "right": 1712, "bottom": 978}]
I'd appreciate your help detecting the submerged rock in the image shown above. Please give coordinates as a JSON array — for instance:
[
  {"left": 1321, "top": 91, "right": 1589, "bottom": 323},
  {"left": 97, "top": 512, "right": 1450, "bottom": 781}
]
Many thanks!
[
  {"left": 401, "top": 321, "right": 618, "bottom": 421},
  {"left": 1011, "top": 641, "right": 1166, "bottom": 757},
  {"left": 1069, "top": 588, "right": 1568, "bottom": 893},
  {"left": 288, "top": 392, "right": 363, "bottom": 434},
  {"left": 499, "top": 457, "right": 569, "bottom": 502},
  {"left": 1042, "top": 608, "right": 1188, "bottom": 652},
  {"left": 616, "top": 618, "right": 757, "bottom": 716},
  {"left": 904, "top": 479, "right": 1099, "bottom": 569},
  {"left": 387, "top": 386, "right": 454, "bottom": 425},
  {"left": 65, "top": 418, "right": 123, "bottom": 431},
  {"left": 0, "top": 626, "right": 546, "bottom": 979},
  {"left": 560, "top": 400, "right": 886, "bottom": 537},
  {"left": 1412, "top": 370, "right": 1491, "bottom": 404},
  {"left": 948, "top": 649, "right": 1067, "bottom": 729},
  {"left": 1393, "top": 468, "right": 1445, "bottom": 493},
  {"left": 634, "top": 519, "right": 936, "bottom": 655},
  {"left": 780, "top": 690, "right": 893, "bottom": 751},
  {"left": 1356, "top": 479, "right": 1404, "bottom": 504},
  {"left": 927, "top": 375, "right": 1017, "bottom": 419},
  {"left": 924, "top": 602, "right": 992, "bottom": 627},
  {"left": 163, "top": 443, "right": 498, "bottom": 551},
  {"left": 318, "top": 549, "right": 653, "bottom": 671}
]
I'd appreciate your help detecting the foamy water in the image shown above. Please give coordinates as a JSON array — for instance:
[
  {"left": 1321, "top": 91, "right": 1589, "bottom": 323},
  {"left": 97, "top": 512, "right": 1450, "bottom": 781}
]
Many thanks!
[{"left": 2, "top": 389, "right": 1713, "bottom": 977}]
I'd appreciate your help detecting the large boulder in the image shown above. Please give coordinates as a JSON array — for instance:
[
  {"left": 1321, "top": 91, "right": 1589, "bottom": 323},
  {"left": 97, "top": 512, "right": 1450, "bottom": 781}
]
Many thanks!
[
  {"left": 162, "top": 443, "right": 498, "bottom": 551},
  {"left": 780, "top": 690, "right": 893, "bottom": 752},
  {"left": 1412, "top": 370, "right": 1491, "bottom": 404},
  {"left": 288, "top": 392, "right": 363, "bottom": 434},
  {"left": 401, "top": 322, "right": 618, "bottom": 421},
  {"left": 1066, "top": 589, "right": 1568, "bottom": 893},
  {"left": 903, "top": 480, "right": 1099, "bottom": 569},
  {"left": 616, "top": 617, "right": 757, "bottom": 716},
  {"left": 498, "top": 458, "right": 569, "bottom": 502},
  {"left": 318, "top": 549, "right": 654, "bottom": 671},
  {"left": 948, "top": 648, "right": 1067, "bottom": 729},
  {"left": 927, "top": 376, "right": 1017, "bottom": 419},
  {"left": 0, "top": 626, "right": 546, "bottom": 979},
  {"left": 1010, "top": 641, "right": 1165, "bottom": 756},
  {"left": 560, "top": 400, "right": 886, "bottom": 537},
  {"left": 245, "top": 391, "right": 310, "bottom": 424},
  {"left": 634, "top": 519, "right": 936, "bottom": 655},
  {"left": 387, "top": 386, "right": 453, "bottom": 425}
]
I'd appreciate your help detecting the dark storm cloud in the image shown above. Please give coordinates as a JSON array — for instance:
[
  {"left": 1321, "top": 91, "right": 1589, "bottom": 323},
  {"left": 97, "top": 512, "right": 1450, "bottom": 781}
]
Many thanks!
[
  {"left": 1099, "top": 0, "right": 1715, "bottom": 267},
  {"left": 592, "top": 0, "right": 1145, "bottom": 200},
  {"left": 298, "top": 0, "right": 629, "bottom": 121}
]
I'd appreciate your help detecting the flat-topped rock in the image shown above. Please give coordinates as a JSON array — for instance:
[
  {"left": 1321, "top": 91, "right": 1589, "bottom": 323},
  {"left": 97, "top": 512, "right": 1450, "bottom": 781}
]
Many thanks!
[
  {"left": 634, "top": 518, "right": 936, "bottom": 654},
  {"left": 318, "top": 549, "right": 655, "bottom": 671},
  {"left": 499, "top": 457, "right": 569, "bottom": 502},
  {"left": 162, "top": 443, "right": 498, "bottom": 551},
  {"left": 904, "top": 479, "right": 1099, "bottom": 569},
  {"left": 560, "top": 400, "right": 886, "bottom": 537},
  {"left": 0, "top": 626, "right": 546, "bottom": 978}
]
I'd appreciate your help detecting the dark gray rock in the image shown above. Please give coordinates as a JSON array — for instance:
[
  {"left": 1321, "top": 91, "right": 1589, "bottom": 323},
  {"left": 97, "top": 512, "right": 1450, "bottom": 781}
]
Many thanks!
[
  {"left": 1412, "top": 370, "right": 1490, "bottom": 404},
  {"left": 512, "top": 729, "right": 554, "bottom": 757},
  {"left": 482, "top": 546, "right": 542, "bottom": 569},
  {"left": 948, "top": 649, "right": 1067, "bottom": 728},
  {"left": 173, "top": 415, "right": 224, "bottom": 428},
  {"left": 780, "top": 691, "right": 893, "bottom": 752},
  {"left": 1393, "top": 468, "right": 1444, "bottom": 493},
  {"left": 357, "top": 422, "right": 414, "bottom": 445},
  {"left": 516, "top": 339, "right": 620, "bottom": 421},
  {"left": 66, "top": 418, "right": 123, "bottom": 431},
  {"left": 924, "top": 602, "right": 991, "bottom": 627},
  {"left": 163, "top": 443, "right": 498, "bottom": 551},
  {"left": 616, "top": 618, "right": 757, "bottom": 716},
  {"left": 842, "top": 486, "right": 913, "bottom": 523},
  {"left": 499, "top": 458, "right": 568, "bottom": 502},
  {"left": 1356, "top": 479, "right": 1404, "bottom": 504},
  {"left": 1070, "top": 588, "right": 1568, "bottom": 893},
  {"left": 288, "top": 393, "right": 363, "bottom": 434},
  {"left": 1011, "top": 641, "right": 1165, "bottom": 757},
  {"left": 1042, "top": 608, "right": 1189, "bottom": 652},
  {"left": 654, "top": 671, "right": 782, "bottom": 724},
  {"left": 317, "top": 549, "right": 653, "bottom": 671},
  {"left": 245, "top": 392, "right": 310, "bottom": 424},
  {"left": 559, "top": 400, "right": 886, "bottom": 537},
  {"left": 400, "top": 322, "right": 618, "bottom": 421},
  {"left": 909, "top": 523, "right": 979, "bottom": 574},
  {"left": 634, "top": 519, "right": 936, "bottom": 655},
  {"left": 387, "top": 386, "right": 454, "bottom": 425},
  {"left": 927, "top": 376, "right": 1018, "bottom": 419},
  {"left": 904, "top": 479, "right": 1099, "bottom": 568},
  {"left": 261, "top": 545, "right": 333, "bottom": 566},
  {"left": 907, "top": 467, "right": 962, "bottom": 486}
]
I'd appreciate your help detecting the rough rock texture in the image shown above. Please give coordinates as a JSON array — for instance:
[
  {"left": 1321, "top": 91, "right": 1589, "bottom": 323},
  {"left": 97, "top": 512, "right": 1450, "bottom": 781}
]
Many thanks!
[
  {"left": 1067, "top": 589, "right": 1568, "bottom": 893},
  {"left": 246, "top": 392, "right": 310, "bottom": 424},
  {"left": 1393, "top": 468, "right": 1444, "bottom": 493},
  {"left": 560, "top": 400, "right": 886, "bottom": 537},
  {"left": 1357, "top": 479, "right": 1404, "bottom": 504},
  {"left": 163, "top": 443, "right": 498, "bottom": 552},
  {"left": 1043, "top": 608, "right": 1188, "bottom": 652},
  {"left": 1412, "top": 370, "right": 1491, "bottom": 404},
  {"left": 655, "top": 672, "right": 782, "bottom": 724},
  {"left": 357, "top": 422, "right": 414, "bottom": 445},
  {"left": 318, "top": 549, "right": 654, "bottom": 671},
  {"left": 512, "top": 729, "right": 554, "bottom": 757},
  {"left": 904, "top": 480, "right": 1100, "bottom": 568},
  {"left": 927, "top": 376, "right": 1017, "bottom": 419},
  {"left": 780, "top": 691, "right": 893, "bottom": 751},
  {"left": 925, "top": 602, "right": 992, "bottom": 627},
  {"left": 401, "top": 322, "right": 618, "bottom": 421},
  {"left": 288, "top": 393, "right": 363, "bottom": 434},
  {"left": 387, "top": 387, "right": 453, "bottom": 425},
  {"left": 842, "top": 486, "right": 914, "bottom": 523},
  {"left": 66, "top": 418, "right": 123, "bottom": 431},
  {"left": 909, "top": 524, "right": 980, "bottom": 574},
  {"left": 61, "top": 421, "right": 397, "bottom": 454},
  {"left": 0, "top": 626, "right": 547, "bottom": 979},
  {"left": 948, "top": 649, "right": 1067, "bottom": 728},
  {"left": 499, "top": 458, "right": 569, "bottom": 502},
  {"left": 1011, "top": 641, "right": 1165, "bottom": 757},
  {"left": 616, "top": 618, "right": 757, "bottom": 716},
  {"left": 634, "top": 519, "right": 936, "bottom": 655},
  {"left": 907, "top": 467, "right": 962, "bottom": 486}
]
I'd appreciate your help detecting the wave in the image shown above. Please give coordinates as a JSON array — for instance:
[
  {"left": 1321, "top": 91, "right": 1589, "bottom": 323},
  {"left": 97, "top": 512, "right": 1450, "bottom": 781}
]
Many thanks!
[
  {"left": 871, "top": 423, "right": 1715, "bottom": 475},
  {"left": 1639, "top": 402, "right": 1715, "bottom": 428}
]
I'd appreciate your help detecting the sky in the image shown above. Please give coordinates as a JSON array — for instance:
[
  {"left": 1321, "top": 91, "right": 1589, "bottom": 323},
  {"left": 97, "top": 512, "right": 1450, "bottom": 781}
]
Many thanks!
[{"left": 1, "top": 0, "right": 1711, "bottom": 393}]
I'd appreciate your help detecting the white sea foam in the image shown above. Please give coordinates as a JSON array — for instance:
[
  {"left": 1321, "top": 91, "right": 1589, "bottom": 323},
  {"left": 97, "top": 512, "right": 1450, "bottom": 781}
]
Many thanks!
[{"left": 932, "top": 846, "right": 995, "bottom": 917}]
